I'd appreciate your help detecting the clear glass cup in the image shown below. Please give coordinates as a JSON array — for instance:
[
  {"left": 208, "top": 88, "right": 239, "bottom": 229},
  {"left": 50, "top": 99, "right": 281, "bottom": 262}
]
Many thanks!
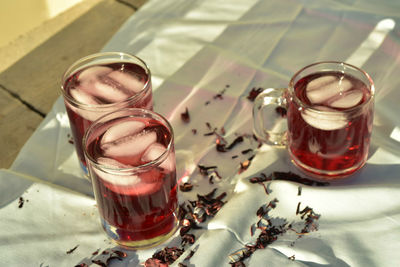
[
  {"left": 83, "top": 108, "right": 179, "bottom": 249},
  {"left": 253, "top": 61, "right": 375, "bottom": 180},
  {"left": 61, "top": 52, "right": 153, "bottom": 175}
]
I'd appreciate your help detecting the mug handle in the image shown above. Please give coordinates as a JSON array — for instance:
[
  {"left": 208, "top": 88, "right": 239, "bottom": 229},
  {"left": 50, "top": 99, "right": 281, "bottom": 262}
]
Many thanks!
[{"left": 252, "top": 88, "right": 288, "bottom": 146}]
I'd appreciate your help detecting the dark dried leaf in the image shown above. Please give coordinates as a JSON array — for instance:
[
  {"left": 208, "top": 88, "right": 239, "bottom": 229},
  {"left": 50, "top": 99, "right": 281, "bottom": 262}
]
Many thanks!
[
  {"left": 271, "top": 171, "right": 329, "bottom": 186},
  {"left": 181, "top": 234, "right": 196, "bottom": 246},
  {"left": 246, "top": 87, "right": 264, "bottom": 102},
  {"left": 180, "top": 182, "right": 194, "bottom": 192},
  {"left": 66, "top": 245, "right": 79, "bottom": 254},
  {"left": 181, "top": 107, "right": 190, "bottom": 123},
  {"left": 18, "top": 197, "right": 24, "bottom": 208},
  {"left": 198, "top": 165, "right": 218, "bottom": 176}
]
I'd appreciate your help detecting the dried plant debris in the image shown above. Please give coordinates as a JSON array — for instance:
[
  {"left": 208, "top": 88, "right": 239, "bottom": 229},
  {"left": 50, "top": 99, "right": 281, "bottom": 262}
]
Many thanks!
[
  {"left": 179, "top": 182, "right": 194, "bottom": 192},
  {"left": 249, "top": 171, "right": 329, "bottom": 186},
  {"left": 181, "top": 108, "right": 190, "bottom": 123},
  {"left": 205, "top": 85, "right": 230, "bottom": 105},
  {"left": 74, "top": 249, "right": 127, "bottom": 267},
  {"left": 229, "top": 175, "right": 321, "bottom": 266},
  {"left": 198, "top": 165, "right": 218, "bottom": 176},
  {"left": 66, "top": 245, "right": 79, "bottom": 254},
  {"left": 297, "top": 186, "right": 302, "bottom": 196},
  {"left": 197, "top": 164, "right": 223, "bottom": 184},
  {"left": 18, "top": 197, "right": 25, "bottom": 208},
  {"left": 144, "top": 188, "right": 226, "bottom": 266},
  {"left": 216, "top": 136, "right": 244, "bottom": 152},
  {"left": 238, "top": 155, "right": 255, "bottom": 174},
  {"left": 246, "top": 87, "right": 264, "bottom": 102},
  {"left": 67, "top": 133, "right": 74, "bottom": 144}
]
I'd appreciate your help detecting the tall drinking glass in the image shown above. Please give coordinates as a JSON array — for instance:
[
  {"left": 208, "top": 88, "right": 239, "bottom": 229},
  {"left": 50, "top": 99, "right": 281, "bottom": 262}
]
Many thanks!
[
  {"left": 83, "top": 108, "right": 179, "bottom": 249},
  {"left": 61, "top": 52, "right": 153, "bottom": 175}
]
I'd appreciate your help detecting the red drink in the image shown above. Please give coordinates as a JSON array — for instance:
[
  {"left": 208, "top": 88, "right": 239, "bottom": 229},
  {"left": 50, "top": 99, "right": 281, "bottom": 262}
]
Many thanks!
[
  {"left": 287, "top": 71, "right": 374, "bottom": 178},
  {"left": 61, "top": 53, "right": 153, "bottom": 174},
  {"left": 84, "top": 109, "right": 178, "bottom": 248}
]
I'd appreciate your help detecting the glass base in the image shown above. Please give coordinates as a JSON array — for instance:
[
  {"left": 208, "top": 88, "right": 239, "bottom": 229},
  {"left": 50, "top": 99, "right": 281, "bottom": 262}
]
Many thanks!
[
  {"left": 101, "top": 211, "right": 180, "bottom": 250},
  {"left": 288, "top": 150, "right": 367, "bottom": 181}
]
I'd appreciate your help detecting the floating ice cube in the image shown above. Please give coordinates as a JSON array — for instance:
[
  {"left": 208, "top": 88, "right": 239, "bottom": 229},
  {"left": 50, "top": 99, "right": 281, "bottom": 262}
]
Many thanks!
[
  {"left": 78, "top": 66, "right": 113, "bottom": 82},
  {"left": 142, "top": 143, "right": 175, "bottom": 171},
  {"left": 95, "top": 157, "right": 162, "bottom": 195},
  {"left": 94, "top": 157, "right": 141, "bottom": 187},
  {"left": 101, "top": 119, "right": 146, "bottom": 144},
  {"left": 108, "top": 70, "right": 145, "bottom": 93},
  {"left": 68, "top": 88, "right": 106, "bottom": 121},
  {"left": 328, "top": 89, "right": 363, "bottom": 109},
  {"left": 301, "top": 106, "right": 348, "bottom": 130},
  {"left": 88, "top": 78, "right": 131, "bottom": 103},
  {"left": 69, "top": 87, "right": 100, "bottom": 105},
  {"left": 306, "top": 76, "right": 352, "bottom": 104},
  {"left": 305, "top": 75, "right": 336, "bottom": 91},
  {"left": 102, "top": 130, "right": 157, "bottom": 163}
]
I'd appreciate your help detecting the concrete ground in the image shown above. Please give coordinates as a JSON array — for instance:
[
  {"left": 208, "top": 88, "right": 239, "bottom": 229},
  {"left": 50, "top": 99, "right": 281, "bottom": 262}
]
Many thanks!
[{"left": 0, "top": 0, "right": 147, "bottom": 168}]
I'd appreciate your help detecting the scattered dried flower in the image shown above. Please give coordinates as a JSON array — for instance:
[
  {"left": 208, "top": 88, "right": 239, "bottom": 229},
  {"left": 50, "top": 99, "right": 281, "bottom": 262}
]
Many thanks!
[
  {"left": 246, "top": 87, "right": 264, "bottom": 102},
  {"left": 66, "top": 245, "right": 79, "bottom": 254},
  {"left": 181, "top": 108, "right": 190, "bottom": 123}
]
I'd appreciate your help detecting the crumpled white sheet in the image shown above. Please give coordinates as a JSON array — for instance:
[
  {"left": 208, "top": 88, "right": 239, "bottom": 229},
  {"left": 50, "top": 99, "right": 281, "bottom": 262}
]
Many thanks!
[{"left": 1, "top": 0, "right": 400, "bottom": 266}]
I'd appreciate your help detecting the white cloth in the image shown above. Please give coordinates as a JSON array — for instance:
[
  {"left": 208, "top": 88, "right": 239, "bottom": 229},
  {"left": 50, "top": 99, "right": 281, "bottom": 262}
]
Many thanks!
[{"left": 1, "top": 0, "right": 400, "bottom": 266}]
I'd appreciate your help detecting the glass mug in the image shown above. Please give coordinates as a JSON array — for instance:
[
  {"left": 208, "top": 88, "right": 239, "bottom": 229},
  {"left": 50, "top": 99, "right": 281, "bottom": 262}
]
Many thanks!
[
  {"left": 83, "top": 108, "right": 179, "bottom": 249},
  {"left": 253, "top": 61, "right": 375, "bottom": 180},
  {"left": 61, "top": 52, "right": 153, "bottom": 175}
]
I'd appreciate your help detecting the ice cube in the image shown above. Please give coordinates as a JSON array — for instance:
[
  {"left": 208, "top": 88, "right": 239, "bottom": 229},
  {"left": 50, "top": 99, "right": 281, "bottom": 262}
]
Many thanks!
[
  {"left": 101, "top": 119, "right": 146, "bottom": 144},
  {"left": 102, "top": 130, "right": 157, "bottom": 164},
  {"left": 69, "top": 87, "right": 101, "bottom": 105},
  {"left": 108, "top": 70, "right": 145, "bottom": 93},
  {"left": 306, "top": 76, "right": 352, "bottom": 104},
  {"left": 328, "top": 89, "right": 363, "bottom": 109},
  {"left": 78, "top": 66, "right": 113, "bottom": 82},
  {"left": 88, "top": 78, "right": 131, "bottom": 103},
  {"left": 68, "top": 87, "right": 107, "bottom": 121},
  {"left": 94, "top": 157, "right": 141, "bottom": 187},
  {"left": 142, "top": 143, "right": 175, "bottom": 171},
  {"left": 301, "top": 106, "right": 348, "bottom": 130},
  {"left": 305, "top": 75, "right": 336, "bottom": 92},
  {"left": 95, "top": 157, "right": 162, "bottom": 195}
]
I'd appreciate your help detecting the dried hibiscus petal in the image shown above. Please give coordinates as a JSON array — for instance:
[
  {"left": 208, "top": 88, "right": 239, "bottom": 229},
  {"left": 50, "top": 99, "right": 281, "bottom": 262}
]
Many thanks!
[
  {"left": 181, "top": 108, "right": 190, "bottom": 123},
  {"left": 66, "top": 245, "right": 79, "bottom": 254},
  {"left": 246, "top": 87, "right": 264, "bottom": 102},
  {"left": 18, "top": 197, "right": 24, "bottom": 208},
  {"left": 180, "top": 182, "right": 194, "bottom": 192}
]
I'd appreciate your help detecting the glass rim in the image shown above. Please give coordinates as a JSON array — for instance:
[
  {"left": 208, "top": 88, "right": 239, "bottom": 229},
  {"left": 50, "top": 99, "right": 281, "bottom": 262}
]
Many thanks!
[
  {"left": 60, "top": 52, "right": 152, "bottom": 111},
  {"left": 288, "top": 61, "right": 375, "bottom": 114},
  {"left": 83, "top": 108, "right": 174, "bottom": 173}
]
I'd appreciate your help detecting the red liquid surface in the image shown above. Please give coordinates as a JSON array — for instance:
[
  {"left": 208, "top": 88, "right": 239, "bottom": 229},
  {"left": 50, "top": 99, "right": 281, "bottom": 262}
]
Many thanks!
[
  {"left": 63, "top": 62, "right": 153, "bottom": 170},
  {"left": 86, "top": 117, "right": 177, "bottom": 243},
  {"left": 287, "top": 71, "right": 373, "bottom": 178}
]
